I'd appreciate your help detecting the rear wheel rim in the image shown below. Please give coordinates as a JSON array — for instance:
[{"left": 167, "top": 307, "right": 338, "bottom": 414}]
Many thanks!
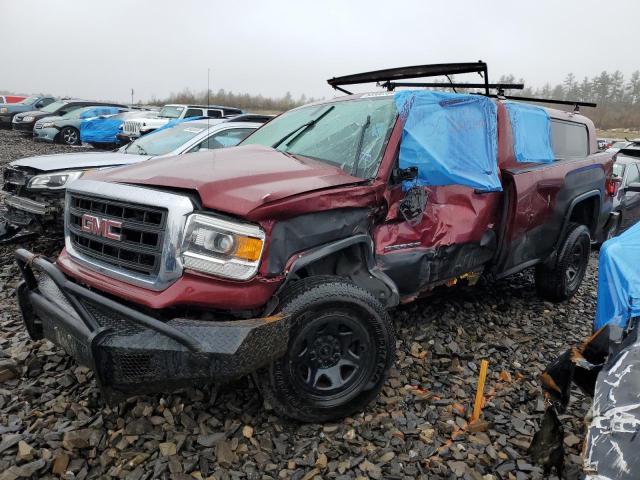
[
  {"left": 289, "top": 312, "right": 374, "bottom": 401},
  {"left": 565, "top": 241, "right": 586, "bottom": 289},
  {"left": 63, "top": 128, "right": 77, "bottom": 145}
]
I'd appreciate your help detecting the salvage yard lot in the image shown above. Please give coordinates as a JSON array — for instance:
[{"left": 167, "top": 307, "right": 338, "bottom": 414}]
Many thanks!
[{"left": 0, "top": 129, "right": 592, "bottom": 479}]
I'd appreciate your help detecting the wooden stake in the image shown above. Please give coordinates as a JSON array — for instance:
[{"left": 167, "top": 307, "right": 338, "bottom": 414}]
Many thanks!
[{"left": 471, "top": 359, "right": 489, "bottom": 423}]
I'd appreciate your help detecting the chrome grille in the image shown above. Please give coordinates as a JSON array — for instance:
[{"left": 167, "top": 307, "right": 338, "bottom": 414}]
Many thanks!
[
  {"left": 67, "top": 193, "right": 167, "bottom": 276},
  {"left": 122, "top": 121, "right": 141, "bottom": 135}
]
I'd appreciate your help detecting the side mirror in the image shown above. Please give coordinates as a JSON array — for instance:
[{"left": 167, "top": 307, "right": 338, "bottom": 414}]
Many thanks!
[
  {"left": 626, "top": 182, "right": 640, "bottom": 193},
  {"left": 396, "top": 166, "right": 418, "bottom": 182}
]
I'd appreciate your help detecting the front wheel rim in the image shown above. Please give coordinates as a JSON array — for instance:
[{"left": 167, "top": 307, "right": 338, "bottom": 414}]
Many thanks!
[
  {"left": 63, "top": 129, "right": 77, "bottom": 144},
  {"left": 289, "top": 312, "right": 374, "bottom": 400}
]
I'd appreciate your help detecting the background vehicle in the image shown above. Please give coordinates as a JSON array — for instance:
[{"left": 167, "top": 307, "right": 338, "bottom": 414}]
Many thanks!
[
  {"left": 82, "top": 110, "right": 159, "bottom": 149},
  {"left": 119, "top": 104, "right": 244, "bottom": 140},
  {"left": 15, "top": 63, "right": 614, "bottom": 422},
  {"left": 11, "top": 99, "right": 126, "bottom": 134},
  {"left": 0, "top": 119, "right": 263, "bottom": 241},
  {"left": 602, "top": 142, "right": 640, "bottom": 240},
  {"left": 606, "top": 140, "right": 630, "bottom": 152},
  {"left": 0, "top": 95, "right": 27, "bottom": 104},
  {"left": 33, "top": 106, "right": 128, "bottom": 145},
  {"left": 0, "top": 95, "right": 56, "bottom": 127}
]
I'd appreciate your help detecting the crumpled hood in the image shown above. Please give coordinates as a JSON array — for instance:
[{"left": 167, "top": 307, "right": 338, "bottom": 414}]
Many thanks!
[
  {"left": 35, "top": 115, "right": 62, "bottom": 125},
  {"left": 11, "top": 151, "right": 151, "bottom": 172},
  {"left": 86, "top": 145, "right": 365, "bottom": 217}
]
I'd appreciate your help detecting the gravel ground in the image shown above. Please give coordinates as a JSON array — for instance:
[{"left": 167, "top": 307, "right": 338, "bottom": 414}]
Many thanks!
[{"left": 0, "top": 129, "right": 595, "bottom": 479}]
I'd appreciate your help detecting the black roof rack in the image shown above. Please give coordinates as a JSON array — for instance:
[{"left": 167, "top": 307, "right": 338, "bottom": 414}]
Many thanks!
[
  {"left": 384, "top": 82, "right": 524, "bottom": 94},
  {"left": 327, "top": 61, "right": 490, "bottom": 95},
  {"left": 481, "top": 93, "right": 597, "bottom": 111}
]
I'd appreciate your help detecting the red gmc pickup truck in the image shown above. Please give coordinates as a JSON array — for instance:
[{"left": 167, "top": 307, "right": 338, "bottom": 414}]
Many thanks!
[{"left": 16, "top": 63, "right": 615, "bottom": 422}]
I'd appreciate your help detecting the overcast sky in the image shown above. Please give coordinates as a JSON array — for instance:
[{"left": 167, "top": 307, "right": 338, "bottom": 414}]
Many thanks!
[{"left": 2, "top": 0, "right": 638, "bottom": 104}]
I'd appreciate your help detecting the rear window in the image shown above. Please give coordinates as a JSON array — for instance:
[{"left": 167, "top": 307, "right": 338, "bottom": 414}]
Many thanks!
[{"left": 551, "top": 120, "right": 588, "bottom": 158}]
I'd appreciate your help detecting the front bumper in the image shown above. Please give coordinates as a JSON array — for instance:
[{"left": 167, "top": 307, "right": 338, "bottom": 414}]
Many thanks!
[
  {"left": 0, "top": 114, "right": 13, "bottom": 126},
  {"left": 33, "top": 126, "right": 59, "bottom": 142},
  {"left": 15, "top": 249, "right": 290, "bottom": 399},
  {"left": 12, "top": 120, "right": 36, "bottom": 133}
]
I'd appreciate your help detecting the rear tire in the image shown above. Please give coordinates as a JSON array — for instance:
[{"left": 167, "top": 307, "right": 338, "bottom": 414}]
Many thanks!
[
  {"left": 535, "top": 223, "right": 591, "bottom": 302},
  {"left": 260, "top": 277, "right": 395, "bottom": 422},
  {"left": 60, "top": 126, "right": 80, "bottom": 146}
]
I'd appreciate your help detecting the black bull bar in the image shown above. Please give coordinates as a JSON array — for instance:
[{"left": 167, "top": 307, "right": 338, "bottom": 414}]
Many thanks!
[{"left": 15, "top": 249, "right": 290, "bottom": 400}]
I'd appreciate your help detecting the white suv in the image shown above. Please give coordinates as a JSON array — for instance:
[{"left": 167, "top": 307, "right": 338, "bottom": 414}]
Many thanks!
[{"left": 120, "top": 104, "right": 243, "bottom": 139}]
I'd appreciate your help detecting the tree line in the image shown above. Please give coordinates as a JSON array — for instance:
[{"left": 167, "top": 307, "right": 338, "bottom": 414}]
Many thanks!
[
  {"left": 147, "top": 88, "right": 315, "bottom": 113},
  {"left": 498, "top": 71, "right": 640, "bottom": 130}
]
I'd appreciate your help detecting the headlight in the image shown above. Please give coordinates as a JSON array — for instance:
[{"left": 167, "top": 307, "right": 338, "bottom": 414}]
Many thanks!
[
  {"left": 0, "top": 108, "right": 7, "bottom": 114},
  {"left": 27, "top": 170, "right": 85, "bottom": 190},
  {"left": 22, "top": 116, "right": 34, "bottom": 122},
  {"left": 181, "top": 213, "right": 265, "bottom": 280},
  {"left": 40, "top": 121, "right": 55, "bottom": 128}
]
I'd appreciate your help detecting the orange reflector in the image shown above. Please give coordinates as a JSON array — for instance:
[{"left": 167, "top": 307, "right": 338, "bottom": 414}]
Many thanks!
[{"left": 235, "top": 236, "right": 263, "bottom": 261}]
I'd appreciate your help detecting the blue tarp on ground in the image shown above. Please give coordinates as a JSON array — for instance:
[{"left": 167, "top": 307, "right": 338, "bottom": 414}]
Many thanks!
[
  {"left": 80, "top": 117, "right": 123, "bottom": 144},
  {"left": 504, "top": 101, "right": 555, "bottom": 164},
  {"left": 595, "top": 222, "right": 640, "bottom": 330},
  {"left": 394, "top": 90, "right": 501, "bottom": 192}
]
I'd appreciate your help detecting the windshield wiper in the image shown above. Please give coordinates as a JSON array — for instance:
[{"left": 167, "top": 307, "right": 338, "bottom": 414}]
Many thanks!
[
  {"left": 351, "top": 115, "right": 371, "bottom": 177},
  {"left": 135, "top": 144, "right": 148, "bottom": 155},
  {"left": 271, "top": 105, "right": 335, "bottom": 149}
]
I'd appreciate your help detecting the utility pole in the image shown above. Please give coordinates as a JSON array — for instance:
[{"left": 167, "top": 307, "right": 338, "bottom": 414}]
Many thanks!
[{"left": 131, "top": 88, "right": 134, "bottom": 106}]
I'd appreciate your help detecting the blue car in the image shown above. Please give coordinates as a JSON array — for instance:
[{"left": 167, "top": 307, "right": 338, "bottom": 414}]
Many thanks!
[{"left": 0, "top": 95, "right": 56, "bottom": 127}]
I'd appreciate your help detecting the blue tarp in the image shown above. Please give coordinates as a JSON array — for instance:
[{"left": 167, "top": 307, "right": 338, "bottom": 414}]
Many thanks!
[
  {"left": 595, "top": 222, "right": 640, "bottom": 330},
  {"left": 505, "top": 102, "right": 555, "bottom": 164},
  {"left": 394, "top": 90, "right": 501, "bottom": 192},
  {"left": 79, "top": 106, "right": 120, "bottom": 119},
  {"left": 80, "top": 117, "right": 123, "bottom": 144}
]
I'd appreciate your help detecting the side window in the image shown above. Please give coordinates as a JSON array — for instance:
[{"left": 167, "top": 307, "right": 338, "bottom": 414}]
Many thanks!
[
  {"left": 207, "top": 109, "right": 223, "bottom": 118},
  {"left": 184, "top": 108, "right": 203, "bottom": 118},
  {"left": 191, "top": 128, "right": 254, "bottom": 152},
  {"left": 625, "top": 163, "right": 640, "bottom": 186},
  {"left": 551, "top": 120, "right": 589, "bottom": 159}
]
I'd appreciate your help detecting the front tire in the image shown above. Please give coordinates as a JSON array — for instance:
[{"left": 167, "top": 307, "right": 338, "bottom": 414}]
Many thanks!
[
  {"left": 60, "top": 126, "right": 80, "bottom": 146},
  {"left": 535, "top": 223, "right": 591, "bottom": 302},
  {"left": 261, "top": 277, "right": 395, "bottom": 422}
]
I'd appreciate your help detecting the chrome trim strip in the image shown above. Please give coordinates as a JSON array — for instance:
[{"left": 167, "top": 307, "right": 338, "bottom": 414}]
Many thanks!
[
  {"left": 3, "top": 194, "right": 47, "bottom": 215},
  {"left": 64, "top": 179, "right": 194, "bottom": 291}
]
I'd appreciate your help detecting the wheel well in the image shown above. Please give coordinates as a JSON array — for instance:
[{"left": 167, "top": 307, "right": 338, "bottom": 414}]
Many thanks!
[
  {"left": 289, "top": 243, "right": 397, "bottom": 307},
  {"left": 568, "top": 195, "right": 599, "bottom": 236}
]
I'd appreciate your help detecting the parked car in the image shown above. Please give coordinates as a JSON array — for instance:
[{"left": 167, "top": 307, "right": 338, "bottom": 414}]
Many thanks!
[
  {"left": 0, "top": 119, "right": 262, "bottom": 241},
  {"left": 0, "top": 95, "right": 27, "bottom": 104},
  {"left": 81, "top": 110, "right": 159, "bottom": 149},
  {"left": 601, "top": 142, "right": 640, "bottom": 240},
  {"left": 12, "top": 99, "right": 127, "bottom": 134},
  {"left": 33, "top": 106, "right": 127, "bottom": 145},
  {"left": 119, "top": 104, "right": 244, "bottom": 140},
  {"left": 597, "top": 138, "right": 609, "bottom": 150},
  {"left": 606, "top": 140, "right": 630, "bottom": 152},
  {"left": 0, "top": 95, "right": 56, "bottom": 127},
  {"left": 531, "top": 220, "right": 640, "bottom": 478},
  {"left": 14, "top": 63, "right": 614, "bottom": 422}
]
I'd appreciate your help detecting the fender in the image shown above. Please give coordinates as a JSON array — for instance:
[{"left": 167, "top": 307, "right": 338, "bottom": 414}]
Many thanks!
[
  {"left": 556, "top": 189, "right": 601, "bottom": 250},
  {"left": 265, "top": 234, "right": 400, "bottom": 314}
]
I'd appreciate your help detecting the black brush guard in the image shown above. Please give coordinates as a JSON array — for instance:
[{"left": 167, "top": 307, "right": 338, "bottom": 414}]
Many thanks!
[{"left": 15, "top": 249, "right": 290, "bottom": 401}]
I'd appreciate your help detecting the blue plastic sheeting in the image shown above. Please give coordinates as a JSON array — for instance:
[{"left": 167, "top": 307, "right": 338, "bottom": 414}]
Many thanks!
[
  {"left": 394, "top": 90, "right": 501, "bottom": 192},
  {"left": 151, "top": 116, "right": 207, "bottom": 134},
  {"left": 504, "top": 102, "right": 554, "bottom": 164},
  {"left": 79, "top": 106, "right": 120, "bottom": 119},
  {"left": 80, "top": 117, "right": 123, "bottom": 144},
  {"left": 595, "top": 222, "right": 640, "bottom": 330}
]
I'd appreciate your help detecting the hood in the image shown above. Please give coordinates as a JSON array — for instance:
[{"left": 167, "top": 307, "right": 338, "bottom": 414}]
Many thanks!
[
  {"left": 87, "top": 145, "right": 365, "bottom": 217},
  {"left": 1, "top": 103, "right": 29, "bottom": 113},
  {"left": 10, "top": 152, "right": 151, "bottom": 172},
  {"left": 35, "top": 115, "right": 62, "bottom": 124},
  {"left": 15, "top": 109, "right": 46, "bottom": 118}
]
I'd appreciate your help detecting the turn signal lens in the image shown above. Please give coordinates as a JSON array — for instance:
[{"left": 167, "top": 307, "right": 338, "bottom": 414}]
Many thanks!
[{"left": 235, "top": 236, "right": 263, "bottom": 261}]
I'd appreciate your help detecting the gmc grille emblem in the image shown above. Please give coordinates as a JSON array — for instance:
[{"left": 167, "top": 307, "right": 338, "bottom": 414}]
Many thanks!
[{"left": 81, "top": 214, "right": 122, "bottom": 241}]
